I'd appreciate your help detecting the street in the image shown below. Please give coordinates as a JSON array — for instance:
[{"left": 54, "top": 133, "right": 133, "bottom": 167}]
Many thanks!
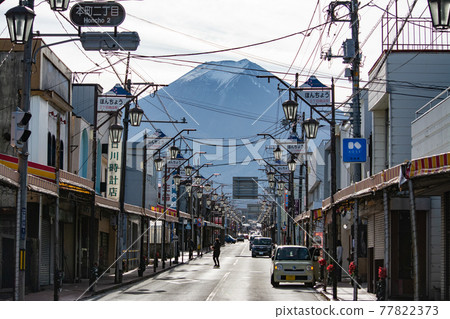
[{"left": 90, "top": 241, "right": 325, "bottom": 301}]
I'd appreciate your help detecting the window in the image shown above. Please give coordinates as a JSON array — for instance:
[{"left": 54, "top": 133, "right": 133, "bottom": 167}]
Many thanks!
[{"left": 276, "top": 247, "right": 310, "bottom": 260}]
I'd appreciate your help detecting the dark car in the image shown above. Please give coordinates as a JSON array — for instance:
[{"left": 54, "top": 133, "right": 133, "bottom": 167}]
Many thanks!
[
  {"left": 249, "top": 234, "right": 261, "bottom": 250},
  {"left": 225, "top": 235, "right": 236, "bottom": 244},
  {"left": 251, "top": 237, "right": 273, "bottom": 257},
  {"left": 237, "top": 234, "right": 245, "bottom": 242}
]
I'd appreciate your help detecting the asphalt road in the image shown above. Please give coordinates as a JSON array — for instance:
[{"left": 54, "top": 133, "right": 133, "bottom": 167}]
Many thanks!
[{"left": 91, "top": 241, "right": 326, "bottom": 301}]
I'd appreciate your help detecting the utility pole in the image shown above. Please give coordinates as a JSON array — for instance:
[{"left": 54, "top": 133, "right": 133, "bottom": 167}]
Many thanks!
[
  {"left": 351, "top": 0, "right": 361, "bottom": 183},
  {"left": 327, "top": 0, "right": 361, "bottom": 301}
]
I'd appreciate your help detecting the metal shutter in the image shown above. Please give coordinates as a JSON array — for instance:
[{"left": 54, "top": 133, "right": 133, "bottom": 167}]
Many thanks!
[
  {"left": 374, "top": 212, "right": 385, "bottom": 260},
  {"left": 40, "top": 219, "right": 51, "bottom": 285},
  {"left": 368, "top": 214, "right": 375, "bottom": 248}
]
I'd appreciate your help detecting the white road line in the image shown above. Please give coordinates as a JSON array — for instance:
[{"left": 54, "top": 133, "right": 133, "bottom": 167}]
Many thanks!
[
  {"left": 206, "top": 271, "right": 230, "bottom": 301},
  {"left": 240, "top": 243, "right": 247, "bottom": 256}
]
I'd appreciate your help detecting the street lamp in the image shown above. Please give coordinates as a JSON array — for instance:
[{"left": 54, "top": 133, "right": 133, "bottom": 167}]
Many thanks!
[
  {"left": 277, "top": 180, "right": 285, "bottom": 190},
  {"left": 302, "top": 118, "right": 320, "bottom": 139},
  {"left": 204, "top": 182, "right": 211, "bottom": 192},
  {"left": 267, "top": 171, "right": 275, "bottom": 182},
  {"left": 282, "top": 99, "right": 298, "bottom": 122},
  {"left": 173, "top": 173, "right": 181, "bottom": 186},
  {"left": 5, "top": 5, "right": 35, "bottom": 44},
  {"left": 428, "top": 0, "right": 450, "bottom": 29},
  {"left": 185, "top": 182, "right": 192, "bottom": 196},
  {"left": 154, "top": 157, "right": 164, "bottom": 171},
  {"left": 48, "top": 0, "right": 70, "bottom": 11},
  {"left": 185, "top": 165, "right": 193, "bottom": 177},
  {"left": 269, "top": 181, "right": 275, "bottom": 189},
  {"left": 273, "top": 145, "right": 282, "bottom": 161},
  {"left": 129, "top": 105, "right": 144, "bottom": 127},
  {"left": 288, "top": 157, "right": 297, "bottom": 172},
  {"left": 194, "top": 174, "right": 202, "bottom": 185},
  {"left": 169, "top": 145, "right": 180, "bottom": 159},
  {"left": 109, "top": 123, "right": 124, "bottom": 143}
]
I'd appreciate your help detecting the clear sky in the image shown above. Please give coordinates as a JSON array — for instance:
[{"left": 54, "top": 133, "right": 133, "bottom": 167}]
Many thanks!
[{"left": 0, "top": 0, "right": 434, "bottom": 101}]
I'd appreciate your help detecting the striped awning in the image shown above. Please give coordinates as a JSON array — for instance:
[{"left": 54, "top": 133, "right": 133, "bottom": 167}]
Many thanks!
[{"left": 409, "top": 152, "right": 450, "bottom": 178}]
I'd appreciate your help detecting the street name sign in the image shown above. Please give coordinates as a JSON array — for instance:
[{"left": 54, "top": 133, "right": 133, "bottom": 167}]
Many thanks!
[
  {"left": 70, "top": 1, "right": 126, "bottom": 27},
  {"left": 97, "top": 95, "right": 132, "bottom": 112}
]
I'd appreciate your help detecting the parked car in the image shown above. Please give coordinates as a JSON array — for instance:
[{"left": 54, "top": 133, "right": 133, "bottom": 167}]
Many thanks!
[
  {"left": 251, "top": 237, "right": 272, "bottom": 257},
  {"left": 237, "top": 234, "right": 245, "bottom": 242},
  {"left": 270, "top": 245, "right": 315, "bottom": 288},
  {"left": 225, "top": 235, "right": 236, "bottom": 244}
]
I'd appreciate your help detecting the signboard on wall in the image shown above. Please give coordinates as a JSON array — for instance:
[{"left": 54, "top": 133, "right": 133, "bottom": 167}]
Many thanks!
[{"left": 106, "top": 140, "right": 122, "bottom": 201}]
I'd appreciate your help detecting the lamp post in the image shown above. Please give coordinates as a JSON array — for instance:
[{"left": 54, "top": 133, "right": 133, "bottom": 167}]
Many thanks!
[
  {"left": 114, "top": 80, "right": 143, "bottom": 284},
  {"left": 298, "top": 81, "right": 337, "bottom": 300}
]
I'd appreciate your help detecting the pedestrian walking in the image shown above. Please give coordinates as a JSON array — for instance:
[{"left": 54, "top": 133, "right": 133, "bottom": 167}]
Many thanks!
[
  {"left": 212, "top": 238, "right": 221, "bottom": 268},
  {"left": 188, "top": 237, "right": 194, "bottom": 260}
]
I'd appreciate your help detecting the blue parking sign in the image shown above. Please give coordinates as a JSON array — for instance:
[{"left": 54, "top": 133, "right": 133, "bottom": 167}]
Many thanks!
[{"left": 343, "top": 138, "right": 367, "bottom": 162}]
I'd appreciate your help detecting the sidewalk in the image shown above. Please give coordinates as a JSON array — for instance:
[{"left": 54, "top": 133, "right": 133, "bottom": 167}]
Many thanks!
[
  {"left": 315, "top": 279, "right": 377, "bottom": 301},
  {"left": 2, "top": 251, "right": 199, "bottom": 301}
]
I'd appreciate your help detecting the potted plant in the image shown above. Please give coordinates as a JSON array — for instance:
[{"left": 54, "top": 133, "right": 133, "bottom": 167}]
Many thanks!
[
  {"left": 318, "top": 258, "right": 326, "bottom": 281},
  {"left": 349, "top": 261, "right": 358, "bottom": 287},
  {"left": 376, "top": 266, "right": 387, "bottom": 300}
]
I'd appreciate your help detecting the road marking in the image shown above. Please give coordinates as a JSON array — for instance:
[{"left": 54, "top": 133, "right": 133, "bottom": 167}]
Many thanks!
[
  {"left": 233, "top": 259, "right": 239, "bottom": 266},
  {"left": 206, "top": 271, "right": 230, "bottom": 301},
  {"left": 167, "top": 278, "right": 198, "bottom": 285},
  {"left": 240, "top": 244, "right": 247, "bottom": 256}
]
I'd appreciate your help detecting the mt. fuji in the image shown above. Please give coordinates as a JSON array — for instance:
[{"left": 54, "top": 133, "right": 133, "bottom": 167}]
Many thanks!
[{"left": 131, "top": 59, "right": 296, "bottom": 192}]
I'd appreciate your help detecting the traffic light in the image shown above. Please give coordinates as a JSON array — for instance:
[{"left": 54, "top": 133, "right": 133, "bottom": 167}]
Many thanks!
[{"left": 11, "top": 110, "right": 32, "bottom": 148}]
